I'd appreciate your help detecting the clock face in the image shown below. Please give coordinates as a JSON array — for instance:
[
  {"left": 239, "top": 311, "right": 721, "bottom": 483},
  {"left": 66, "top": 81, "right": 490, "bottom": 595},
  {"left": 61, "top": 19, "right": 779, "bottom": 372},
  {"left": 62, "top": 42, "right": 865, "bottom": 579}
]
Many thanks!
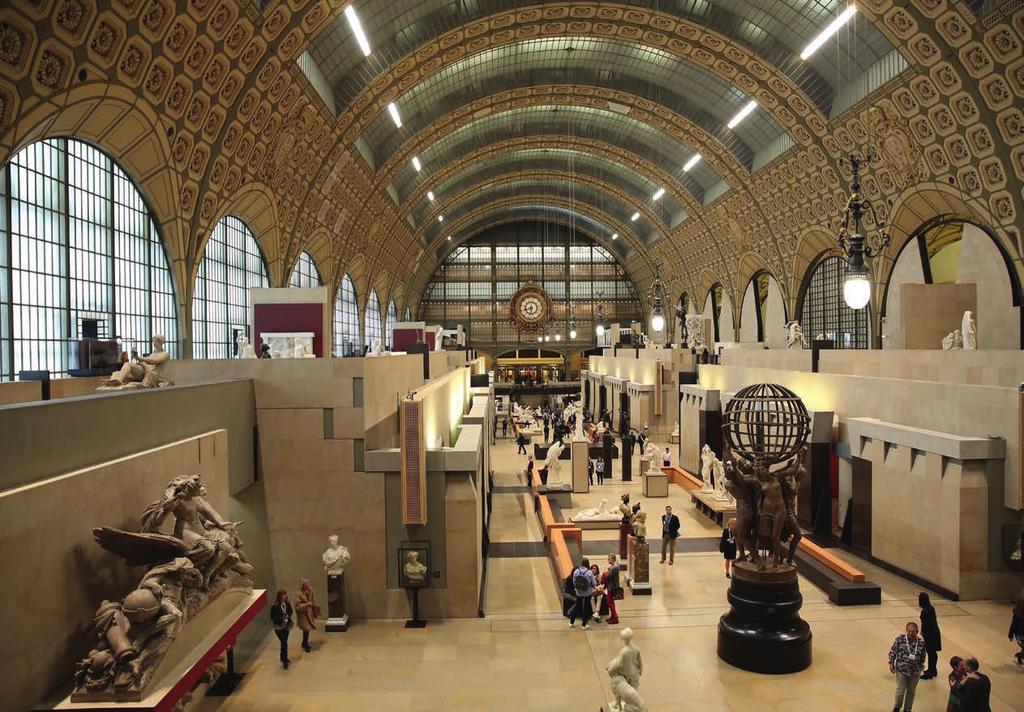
[
  {"left": 509, "top": 283, "right": 553, "bottom": 332},
  {"left": 519, "top": 296, "right": 544, "bottom": 321}
]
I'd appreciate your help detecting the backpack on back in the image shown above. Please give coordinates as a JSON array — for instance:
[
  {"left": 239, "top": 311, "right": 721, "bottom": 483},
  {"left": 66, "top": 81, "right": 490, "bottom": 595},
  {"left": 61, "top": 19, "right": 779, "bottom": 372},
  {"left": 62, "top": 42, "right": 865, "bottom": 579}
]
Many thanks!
[{"left": 573, "top": 568, "right": 589, "bottom": 593}]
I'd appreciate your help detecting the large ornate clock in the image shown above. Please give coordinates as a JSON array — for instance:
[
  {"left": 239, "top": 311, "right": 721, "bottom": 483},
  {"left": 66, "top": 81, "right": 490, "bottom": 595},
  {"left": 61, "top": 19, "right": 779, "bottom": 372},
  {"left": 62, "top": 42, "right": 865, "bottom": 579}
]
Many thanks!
[{"left": 509, "top": 282, "right": 554, "bottom": 333}]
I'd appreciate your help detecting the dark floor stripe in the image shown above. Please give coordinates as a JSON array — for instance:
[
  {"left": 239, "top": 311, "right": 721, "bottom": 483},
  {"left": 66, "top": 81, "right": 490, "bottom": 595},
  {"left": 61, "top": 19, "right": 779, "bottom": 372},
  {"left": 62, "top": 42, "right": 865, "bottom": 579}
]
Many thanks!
[
  {"left": 488, "top": 537, "right": 722, "bottom": 559},
  {"left": 488, "top": 541, "right": 549, "bottom": 558}
]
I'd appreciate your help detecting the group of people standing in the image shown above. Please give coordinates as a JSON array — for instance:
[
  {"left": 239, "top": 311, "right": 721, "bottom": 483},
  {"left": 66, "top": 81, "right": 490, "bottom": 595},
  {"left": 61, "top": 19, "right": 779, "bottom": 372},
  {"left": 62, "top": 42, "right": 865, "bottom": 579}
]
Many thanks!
[
  {"left": 888, "top": 593, "right": 995, "bottom": 712},
  {"left": 270, "top": 580, "right": 320, "bottom": 669},
  {"left": 565, "top": 555, "right": 623, "bottom": 627}
]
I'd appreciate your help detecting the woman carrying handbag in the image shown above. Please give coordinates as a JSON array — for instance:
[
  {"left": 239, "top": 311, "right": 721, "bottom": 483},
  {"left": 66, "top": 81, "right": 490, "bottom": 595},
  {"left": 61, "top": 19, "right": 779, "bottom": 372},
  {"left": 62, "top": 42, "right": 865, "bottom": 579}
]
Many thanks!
[{"left": 295, "top": 578, "right": 320, "bottom": 653}]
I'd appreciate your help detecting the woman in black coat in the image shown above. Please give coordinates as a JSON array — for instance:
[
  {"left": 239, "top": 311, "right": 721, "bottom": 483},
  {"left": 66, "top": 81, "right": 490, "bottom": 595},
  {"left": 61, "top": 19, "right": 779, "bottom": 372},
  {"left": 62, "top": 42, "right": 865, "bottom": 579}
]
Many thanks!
[
  {"left": 919, "top": 592, "right": 942, "bottom": 679},
  {"left": 720, "top": 517, "right": 738, "bottom": 578}
]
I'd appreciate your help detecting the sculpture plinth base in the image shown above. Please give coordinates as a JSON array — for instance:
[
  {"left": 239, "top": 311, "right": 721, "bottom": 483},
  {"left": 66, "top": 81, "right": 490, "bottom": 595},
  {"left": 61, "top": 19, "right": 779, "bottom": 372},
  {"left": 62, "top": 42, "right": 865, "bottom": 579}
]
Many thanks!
[
  {"left": 626, "top": 536, "right": 651, "bottom": 595},
  {"left": 326, "top": 573, "right": 348, "bottom": 632},
  {"left": 717, "top": 562, "right": 811, "bottom": 674}
]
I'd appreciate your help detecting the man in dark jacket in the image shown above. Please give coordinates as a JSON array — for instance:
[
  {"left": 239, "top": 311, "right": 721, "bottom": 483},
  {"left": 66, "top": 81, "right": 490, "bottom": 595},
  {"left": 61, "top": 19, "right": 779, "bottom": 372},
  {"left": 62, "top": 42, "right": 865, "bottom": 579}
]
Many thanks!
[
  {"left": 660, "top": 505, "right": 681, "bottom": 565},
  {"left": 958, "top": 657, "right": 991, "bottom": 712}
]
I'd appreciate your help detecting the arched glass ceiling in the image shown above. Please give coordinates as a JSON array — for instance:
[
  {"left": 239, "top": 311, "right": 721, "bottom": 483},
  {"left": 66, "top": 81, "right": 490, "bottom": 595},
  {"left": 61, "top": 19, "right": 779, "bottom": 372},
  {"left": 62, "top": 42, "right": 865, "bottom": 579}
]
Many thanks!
[
  {"left": 360, "top": 36, "right": 784, "bottom": 170},
  {"left": 420, "top": 180, "right": 656, "bottom": 247},
  {"left": 307, "top": 1, "right": 895, "bottom": 118},
  {"left": 411, "top": 149, "right": 686, "bottom": 228},
  {"left": 431, "top": 206, "right": 623, "bottom": 263},
  {"left": 394, "top": 105, "right": 719, "bottom": 202}
]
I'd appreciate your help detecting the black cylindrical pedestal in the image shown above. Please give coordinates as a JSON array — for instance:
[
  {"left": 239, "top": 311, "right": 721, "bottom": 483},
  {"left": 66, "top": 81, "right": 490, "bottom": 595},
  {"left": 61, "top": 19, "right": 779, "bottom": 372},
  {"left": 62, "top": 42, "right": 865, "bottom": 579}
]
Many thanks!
[{"left": 717, "top": 563, "right": 811, "bottom": 674}]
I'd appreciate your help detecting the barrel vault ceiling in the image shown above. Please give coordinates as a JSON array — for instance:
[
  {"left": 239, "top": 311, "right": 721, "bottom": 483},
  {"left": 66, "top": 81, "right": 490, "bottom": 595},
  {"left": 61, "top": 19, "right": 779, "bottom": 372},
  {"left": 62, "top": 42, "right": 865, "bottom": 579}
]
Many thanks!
[{"left": 1, "top": 0, "right": 1021, "bottom": 319}]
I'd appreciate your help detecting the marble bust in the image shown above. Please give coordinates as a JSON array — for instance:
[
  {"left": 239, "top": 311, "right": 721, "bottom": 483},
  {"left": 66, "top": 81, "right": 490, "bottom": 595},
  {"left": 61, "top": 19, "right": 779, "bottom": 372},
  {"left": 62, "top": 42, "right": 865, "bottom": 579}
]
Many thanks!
[
  {"left": 322, "top": 535, "right": 351, "bottom": 576},
  {"left": 404, "top": 551, "right": 427, "bottom": 583},
  {"left": 631, "top": 511, "right": 647, "bottom": 541}
]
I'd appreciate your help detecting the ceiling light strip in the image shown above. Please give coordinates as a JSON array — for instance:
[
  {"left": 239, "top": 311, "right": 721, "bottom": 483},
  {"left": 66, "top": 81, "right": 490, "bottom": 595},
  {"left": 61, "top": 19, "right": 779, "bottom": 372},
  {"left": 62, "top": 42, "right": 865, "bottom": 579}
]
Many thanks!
[
  {"left": 344, "top": 5, "right": 371, "bottom": 57},
  {"left": 683, "top": 153, "right": 702, "bottom": 172},
  {"left": 727, "top": 100, "right": 758, "bottom": 129},
  {"left": 387, "top": 102, "right": 402, "bottom": 128},
  {"left": 800, "top": 5, "right": 857, "bottom": 60}
]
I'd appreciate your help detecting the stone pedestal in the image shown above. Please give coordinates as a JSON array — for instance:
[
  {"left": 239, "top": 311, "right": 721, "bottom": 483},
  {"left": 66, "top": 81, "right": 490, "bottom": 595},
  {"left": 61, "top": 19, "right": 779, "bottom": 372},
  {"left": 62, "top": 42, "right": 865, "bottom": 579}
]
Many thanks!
[
  {"left": 571, "top": 437, "right": 590, "bottom": 493},
  {"left": 643, "top": 472, "right": 668, "bottom": 497},
  {"left": 626, "top": 536, "right": 651, "bottom": 595},
  {"left": 717, "top": 562, "right": 811, "bottom": 673},
  {"left": 618, "top": 522, "right": 630, "bottom": 568},
  {"left": 326, "top": 573, "right": 349, "bottom": 631}
]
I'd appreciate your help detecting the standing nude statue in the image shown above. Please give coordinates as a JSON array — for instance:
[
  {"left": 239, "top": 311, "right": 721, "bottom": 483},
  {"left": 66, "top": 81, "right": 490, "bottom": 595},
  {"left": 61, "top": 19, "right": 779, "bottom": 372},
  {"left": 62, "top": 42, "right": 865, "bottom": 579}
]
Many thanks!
[
  {"left": 606, "top": 627, "right": 645, "bottom": 712},
  {"left": 724, "top": 457, "right": 761, "bottom": 565}
]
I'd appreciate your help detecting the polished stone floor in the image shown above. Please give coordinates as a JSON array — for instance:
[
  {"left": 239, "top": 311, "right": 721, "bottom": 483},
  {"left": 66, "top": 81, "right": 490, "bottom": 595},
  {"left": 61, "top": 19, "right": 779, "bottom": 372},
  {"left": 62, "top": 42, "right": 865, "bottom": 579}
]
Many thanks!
[{"left": 199, "top": 435, "right": 1024, "bottom": 711}]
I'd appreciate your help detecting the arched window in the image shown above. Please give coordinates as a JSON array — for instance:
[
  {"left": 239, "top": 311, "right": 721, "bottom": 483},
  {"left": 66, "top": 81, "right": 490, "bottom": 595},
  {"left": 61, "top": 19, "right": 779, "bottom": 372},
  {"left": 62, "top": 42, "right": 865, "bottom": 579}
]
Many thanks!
[
  {"left": 0, "top": 138, "right": 177, "bottom": 379},
  {"left": 333, "top": 274, "right": 359, "bottom": 356},
  {"left": 385, "top": 299, "right": 397, "bottom": 348},
  {"left": 365, "top": 289, "right": 382, "bottom": 350},
  {"left": 799, "top": 256, "right": 868, "bottom": 349},
  {"left": 289, "top": 251, "right": 322, "bottom": 287},
  {"left": 192, "top": 215, "right": 269, "bottom": 358}
]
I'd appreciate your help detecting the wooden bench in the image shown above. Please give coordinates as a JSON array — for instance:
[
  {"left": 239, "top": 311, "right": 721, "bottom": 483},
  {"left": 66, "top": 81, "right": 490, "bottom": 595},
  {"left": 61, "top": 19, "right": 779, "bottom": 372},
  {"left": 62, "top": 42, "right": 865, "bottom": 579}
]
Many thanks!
[
  {"left": 689, "top": 489, "right": 737, "bottom": 526},
  {"left": 661, "top": 465, "right": 702, "bottom": 490},
  {"left": 797, "top": 538, "right": 865, "bottom": 582}
]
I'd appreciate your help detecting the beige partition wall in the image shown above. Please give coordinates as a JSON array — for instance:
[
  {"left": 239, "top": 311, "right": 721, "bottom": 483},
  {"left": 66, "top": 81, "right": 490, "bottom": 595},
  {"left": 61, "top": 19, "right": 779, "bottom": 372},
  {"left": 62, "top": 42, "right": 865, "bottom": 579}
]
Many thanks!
[
  {"left": 0, "top": 430, "right": 228, "bottom": 712},
  {"left": 847, "top": 418, "right": 1007, "bottom": 599}
]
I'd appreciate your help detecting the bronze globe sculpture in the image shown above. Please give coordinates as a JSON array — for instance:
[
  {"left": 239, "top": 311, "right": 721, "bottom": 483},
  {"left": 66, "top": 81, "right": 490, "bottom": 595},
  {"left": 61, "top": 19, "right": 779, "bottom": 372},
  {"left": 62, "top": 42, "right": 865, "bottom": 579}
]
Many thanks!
[{"left": 717, "top": 383, "right": 813, "bottom": 674}]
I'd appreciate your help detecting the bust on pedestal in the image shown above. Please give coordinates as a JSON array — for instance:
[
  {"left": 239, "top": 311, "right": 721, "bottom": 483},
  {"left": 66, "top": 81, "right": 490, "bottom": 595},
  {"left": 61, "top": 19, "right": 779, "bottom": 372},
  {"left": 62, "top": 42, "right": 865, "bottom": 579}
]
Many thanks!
[{"left": 322, "top": 535, "right": 351, "bottom": 632}]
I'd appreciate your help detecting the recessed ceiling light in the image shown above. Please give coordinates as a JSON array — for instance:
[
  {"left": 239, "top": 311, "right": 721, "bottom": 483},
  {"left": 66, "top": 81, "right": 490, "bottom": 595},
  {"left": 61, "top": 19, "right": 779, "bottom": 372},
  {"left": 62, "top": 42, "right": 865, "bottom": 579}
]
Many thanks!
[
  {"left": 683, "top": 153, "right": 702, "bottom": 172},
  {"left": 437, "top": 215, "right": 444, "bottom": 222},
  {"left": 652, "top": 187, "right": 665, "bottom": 201},
  {"left": 411, "top": 156, "right": 422, "bottom": 172},
  {"left": 800, "top": 5, "right": 857, "bottom": 60},
  {"left": 611, "top": 233, "right": 618, "bottom": 240},
  {"left": 447, "top": 235, "right": 452, "bottom": 241},
  {"left": 630, "top": 212, "right": 640, "bottom": 222},
  {"left": 427, "top": 191, "right": 435, "bottom": 201},
  {"left": 387, "top": 102, "right": 402, "bottom": 128},
  {"left": 727, "top": 100, "right": 758, "bottom": 129},
  {"left": 344, "top": 5, "right": 371, "bottom": 57}
]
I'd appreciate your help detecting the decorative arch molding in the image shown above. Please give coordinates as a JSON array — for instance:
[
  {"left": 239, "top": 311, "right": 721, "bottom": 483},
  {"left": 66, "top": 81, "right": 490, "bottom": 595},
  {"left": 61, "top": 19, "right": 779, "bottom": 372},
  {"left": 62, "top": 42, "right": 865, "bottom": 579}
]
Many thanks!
[
  {"left": 199, "top": 181, "right": 283, "bottom": 291},
  {"left": 328, "top": 3, "right": 825, "bottom": 151},
  {"left": 0, "top": 83, "right": 187, "bottom": 303},
  {"left": 295, "top": 226, "right": 335, "bottom": 289},
  {"left": 400, "top": 134, "right": 704, "bottom": 217},
  {"left": 378, "top": 87, "right": 749, "bottom": 190}
]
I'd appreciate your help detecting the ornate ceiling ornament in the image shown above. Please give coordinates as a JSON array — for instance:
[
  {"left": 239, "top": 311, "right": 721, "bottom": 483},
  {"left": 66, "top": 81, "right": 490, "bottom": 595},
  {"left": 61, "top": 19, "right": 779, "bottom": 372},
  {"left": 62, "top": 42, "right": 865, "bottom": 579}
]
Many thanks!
[
  {"left": 868, "top": 104, "right": 924, "bottom": 189},
  {"left": 509, "top": 281, "right": 554, "bottom": 333}
]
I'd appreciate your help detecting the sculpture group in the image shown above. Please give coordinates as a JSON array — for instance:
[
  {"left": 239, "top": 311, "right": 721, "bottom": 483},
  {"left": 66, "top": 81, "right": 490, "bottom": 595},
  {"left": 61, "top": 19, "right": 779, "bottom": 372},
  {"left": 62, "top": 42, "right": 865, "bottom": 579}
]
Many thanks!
[
  {"left": 97, "top": 335, "right": 173, "bottom": 391},
  {"left": 722, "top": 448, "right": 806, "bottom": 569},
  {"left": 74, "top": 474, "right": 253, "bottom": 700},
  {"left": 941, "top": 310, "right": 977, "bottom": 351}
]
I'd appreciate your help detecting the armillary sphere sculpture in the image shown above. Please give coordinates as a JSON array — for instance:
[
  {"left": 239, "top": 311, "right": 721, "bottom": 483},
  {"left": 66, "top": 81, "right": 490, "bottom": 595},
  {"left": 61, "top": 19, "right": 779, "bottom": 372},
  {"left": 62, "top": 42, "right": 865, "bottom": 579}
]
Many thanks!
[{"left": 717, "top": 383, "right": 813, "bottom": 674}]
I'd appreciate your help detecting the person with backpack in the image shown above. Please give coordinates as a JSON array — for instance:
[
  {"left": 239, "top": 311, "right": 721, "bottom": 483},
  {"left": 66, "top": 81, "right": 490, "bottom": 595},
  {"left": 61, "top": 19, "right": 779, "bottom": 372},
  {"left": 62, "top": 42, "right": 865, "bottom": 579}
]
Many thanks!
[{"left": 568, "top": 558, "right": 599, "bottom": 629}]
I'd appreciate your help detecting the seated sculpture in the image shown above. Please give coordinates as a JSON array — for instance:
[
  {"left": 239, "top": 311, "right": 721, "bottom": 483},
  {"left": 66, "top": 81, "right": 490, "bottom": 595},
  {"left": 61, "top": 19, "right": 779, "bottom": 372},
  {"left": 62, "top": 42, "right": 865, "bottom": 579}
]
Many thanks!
[
  {"left": 74, "top": 474, "right": 253, "bottom": 700},
  {"left": 98, "top": 335, "right": 173, "bottom": 391}
]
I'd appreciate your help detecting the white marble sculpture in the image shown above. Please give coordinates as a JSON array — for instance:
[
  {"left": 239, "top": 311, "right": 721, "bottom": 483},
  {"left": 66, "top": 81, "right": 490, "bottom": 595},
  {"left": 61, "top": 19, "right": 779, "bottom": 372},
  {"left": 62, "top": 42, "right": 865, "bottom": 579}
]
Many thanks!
[
  {"left": 433, "top": 326, "right": 444, "bottom": 351},
  {"left": 962, "top": 310, "right": 977, "bottom": 350},
  {"left": 293, "top": 341, "right": 314, "bottom": 358},
  {"left": 640, "top": 441, "right": 659, "bottom": 474},
  {"left": 368, "top": 337, "right": 384, "bottom": 357},
  {"left": 941, "top": 329, "right": 963, "bottom": 351},
  {"left": 684, "top": 314, "right": 704, "bottom": 350},
  {"left": 97, "top": 335, "right": 173, "bottom": 391},
  {"left": 700, "top": 444, "right": 715, "bottom": 493},
  {"left": 671, "top": 421, "right": 679, "bottom": 439},
  {"left": 606, "top": 627, "right": 645, "bottom": 712},
  {"left": 572, "top": 498, "right": 620, "bottom": 522},
  {"left": 544, "top": 439, "right": 566, "bottom": 486},
  {"left": 261, "top": 332, "right": 314, "bottom": 359},
  {"left": 322, "top": 534, "right": 351, "bottom": 576},
  {"left": 711, "top": 458, "right": 733, "bottom": 503},
  {"left": 403, "top": 551, "right": 427, "bottom": 583},
  {"left": 236, "top": 335, "right": 257, "bottom": 359},
  {"left": 786, "top": 321, "right": 806, "bottom": 349},
  {"left": 75, "top": 475, "right": 252, "bottom": 700}
]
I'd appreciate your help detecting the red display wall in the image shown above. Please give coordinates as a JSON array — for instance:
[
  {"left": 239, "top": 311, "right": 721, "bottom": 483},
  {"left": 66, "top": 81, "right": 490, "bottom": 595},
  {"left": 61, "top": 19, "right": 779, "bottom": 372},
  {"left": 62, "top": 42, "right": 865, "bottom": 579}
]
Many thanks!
[
  {"left": 253, "top": 303, "right": 325, "bottom": 357},
  {"left": 393, "top": 327, "right": 426, "bottom": 352}
]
